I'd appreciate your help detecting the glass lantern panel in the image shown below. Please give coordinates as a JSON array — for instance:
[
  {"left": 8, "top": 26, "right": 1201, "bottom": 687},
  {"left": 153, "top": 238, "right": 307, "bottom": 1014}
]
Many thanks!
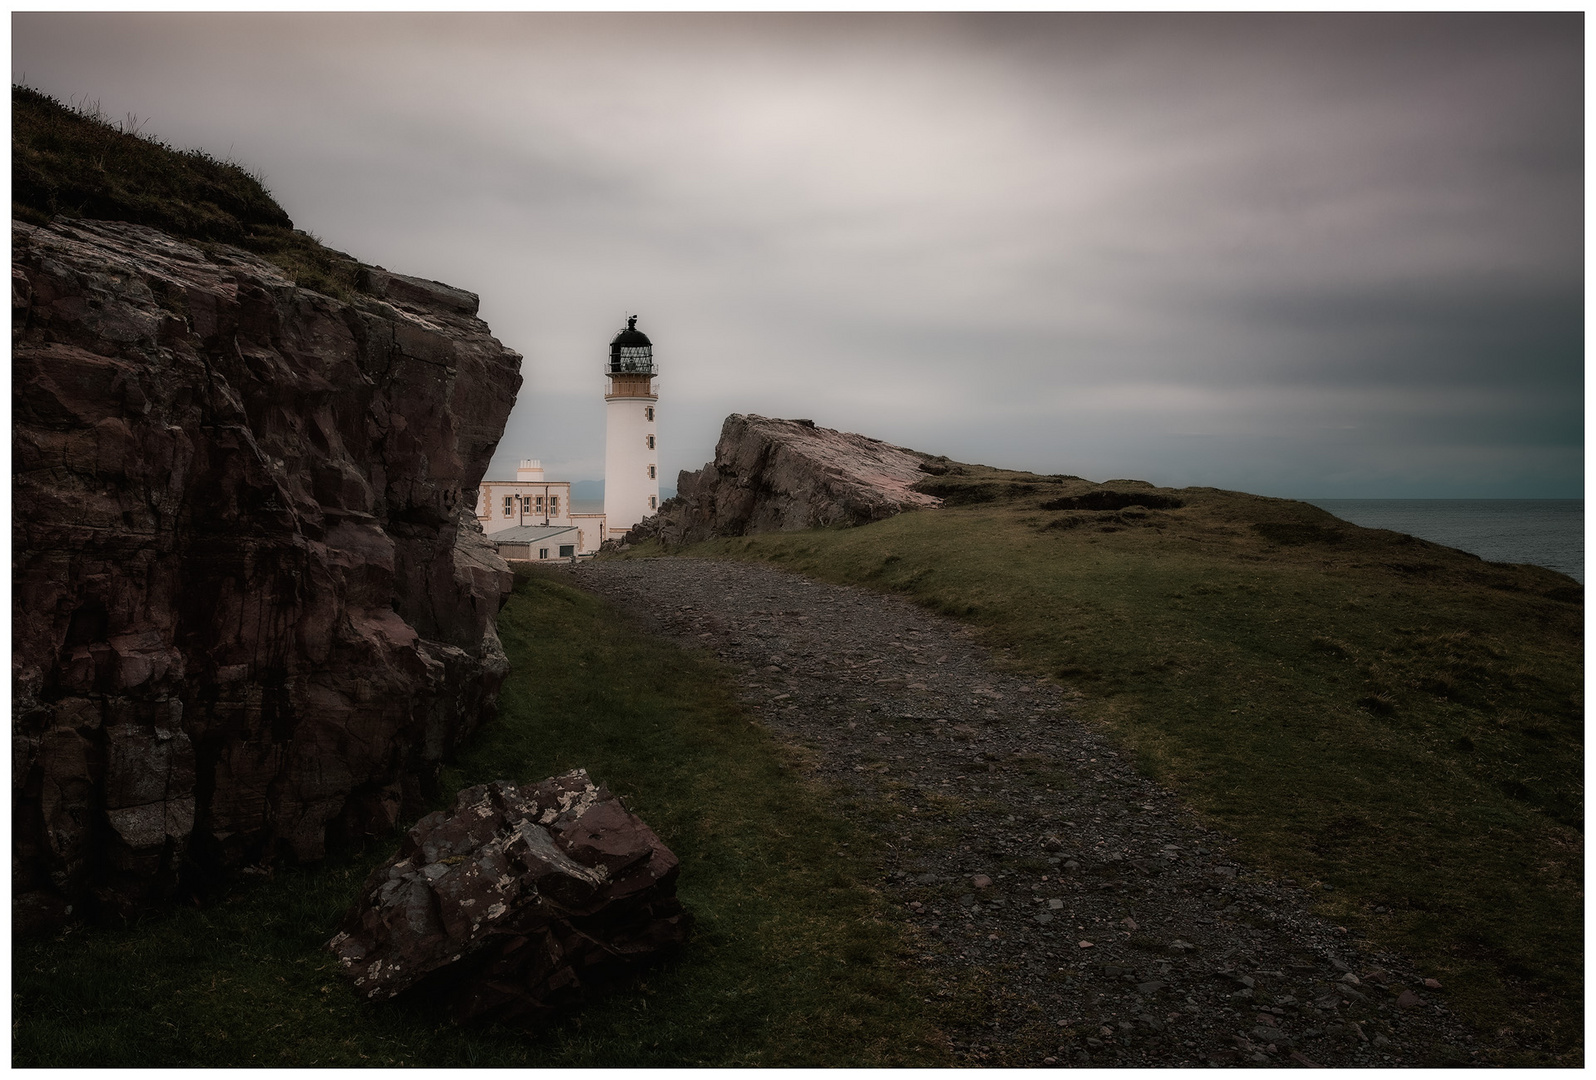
[{"left": 614, "top": 346, "right": 654, "bottom": 373}]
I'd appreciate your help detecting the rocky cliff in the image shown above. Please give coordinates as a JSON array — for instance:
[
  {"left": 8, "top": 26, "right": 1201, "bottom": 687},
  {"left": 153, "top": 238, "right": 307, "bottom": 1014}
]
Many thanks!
[
  {"left": 13, "top": 217, "right": 523, "bottom": 928},
  {"left": 329, "top": 770, "right": 690, "bottom": 1026},
  {"left": 625, "top": 414, "right": 944, "bottom": 546}
]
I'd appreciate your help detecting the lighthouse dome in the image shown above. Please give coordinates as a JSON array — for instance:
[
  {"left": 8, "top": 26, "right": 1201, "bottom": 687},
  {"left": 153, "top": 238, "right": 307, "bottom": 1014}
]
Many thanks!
[
  {"left": 608, "top": 315, "right": 656, "bottom": 374},
  {"left": 610, "top": 316, "right": 652, "bottom": 349}
]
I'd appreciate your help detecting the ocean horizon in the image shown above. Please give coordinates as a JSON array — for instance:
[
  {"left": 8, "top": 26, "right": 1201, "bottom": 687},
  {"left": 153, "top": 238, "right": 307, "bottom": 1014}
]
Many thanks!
[
  {"left": 573, "top": 487, "right": 1584, "bottom": 584},
  {"left": 1306, "top": 499, "right": 1583, "bottom": 584}
]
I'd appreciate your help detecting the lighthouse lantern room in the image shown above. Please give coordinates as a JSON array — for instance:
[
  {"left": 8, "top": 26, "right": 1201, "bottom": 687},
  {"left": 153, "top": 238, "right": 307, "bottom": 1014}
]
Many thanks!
[{"left": 603, "top": 315, "right": 660, "bottom": 533}]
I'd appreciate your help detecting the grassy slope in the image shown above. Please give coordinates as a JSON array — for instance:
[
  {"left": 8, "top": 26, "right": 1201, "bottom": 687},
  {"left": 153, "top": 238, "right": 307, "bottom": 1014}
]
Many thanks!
[
  {"left": 12, "top": 86, "right": 942, "bottom": 1063},
  {"left": 12, "top": 570, "right": 947, "bottom": 1067},
  {"left": 663, "top": 467, "right": 1583, "bottom": 1066},
  {"left": 12, "top": 84, "right": 362, "bottom": 299}
]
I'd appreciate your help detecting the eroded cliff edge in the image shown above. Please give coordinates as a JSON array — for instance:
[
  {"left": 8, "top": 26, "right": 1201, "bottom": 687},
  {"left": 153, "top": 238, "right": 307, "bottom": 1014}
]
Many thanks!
[
  {"left": 626, "top": 413, "right": 945, "bottom": 546},
  {"left": 13, "top": 217, "right": 523, "bottom": 927}
]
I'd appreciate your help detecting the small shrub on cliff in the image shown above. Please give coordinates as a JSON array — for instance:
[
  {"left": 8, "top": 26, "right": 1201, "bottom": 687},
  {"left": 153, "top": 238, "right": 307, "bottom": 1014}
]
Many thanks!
[
  {"left": 12, "top": 84, "right": 361, "bottom": 300},
  {"left": 13, "top": 84, "right": 288, "bottom": 239}
]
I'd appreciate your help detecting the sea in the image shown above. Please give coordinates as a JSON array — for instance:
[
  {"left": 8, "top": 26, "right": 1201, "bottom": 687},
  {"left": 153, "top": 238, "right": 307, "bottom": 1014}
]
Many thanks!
[{"left": 1305, "top": 499, "right": 1584, "bottom": 584}]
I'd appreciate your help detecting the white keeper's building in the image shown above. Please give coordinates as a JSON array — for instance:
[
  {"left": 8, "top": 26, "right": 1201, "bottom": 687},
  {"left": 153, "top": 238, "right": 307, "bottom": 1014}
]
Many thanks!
[
  {"left": 476, "top": 459, "right": 607, "bottom": 557},
  {"left": 475, "top": 315, "right": 662, "bottom": 561}
]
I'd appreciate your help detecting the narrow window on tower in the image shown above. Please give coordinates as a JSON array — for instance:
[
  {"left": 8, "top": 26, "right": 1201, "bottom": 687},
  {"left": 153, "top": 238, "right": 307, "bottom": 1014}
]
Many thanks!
[
  {"left": 648, "top": 465, "right": 656, "bottom": 479},
  {"left": 645, "top": 407, "right": 654, "bottom": 422},
  {"left": 646, "top": 435, "right": 655, "bottom": 449},
  {"left": 650, "top": 496, "right": 657, "bottom": 509}
]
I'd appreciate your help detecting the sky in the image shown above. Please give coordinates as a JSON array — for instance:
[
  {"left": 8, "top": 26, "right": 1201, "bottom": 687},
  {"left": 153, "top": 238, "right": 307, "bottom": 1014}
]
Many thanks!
[{"left": 11, "top": 12, "right": 1584, "bottom": 498}]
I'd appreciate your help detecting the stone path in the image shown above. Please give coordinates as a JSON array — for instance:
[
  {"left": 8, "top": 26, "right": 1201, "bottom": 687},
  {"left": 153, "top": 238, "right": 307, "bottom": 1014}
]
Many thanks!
[{"left": 564, "top": 557, "right": 1479, "bottom": 1067}]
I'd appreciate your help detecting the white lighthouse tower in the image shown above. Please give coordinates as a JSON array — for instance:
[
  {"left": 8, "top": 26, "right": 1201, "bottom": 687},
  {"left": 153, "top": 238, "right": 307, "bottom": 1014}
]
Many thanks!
[{"left": 603, "top": 315, "right": 660, "bottom": 534}]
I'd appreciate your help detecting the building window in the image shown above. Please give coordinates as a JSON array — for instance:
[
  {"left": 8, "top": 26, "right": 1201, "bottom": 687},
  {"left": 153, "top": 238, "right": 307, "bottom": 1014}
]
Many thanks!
[
  {"left": 646, "top": 435, "right": 655, "bottom": 449},
  {"left": 649, "top": 495, "right": 657, "bottom": 509},
  {"left": 539, "top": 548, "right": 549, "bottom": 560},
  {"left": 648, "top": 465, "right": 656, "bottom": 479},
  {"left": 535, "top": 495, "right": 544, "bottom": 513},
  {"left": 503, "top": 495, "right": 513, "bottom": 517},
  {"left": 559, "top": 545, "right": 575, "bottom": 558},
  {"left": 549, "top": 496, "right": 559, "bottom": 515},
  {"left": 645, "top": 407, "right": 654, "bottom": 421}
]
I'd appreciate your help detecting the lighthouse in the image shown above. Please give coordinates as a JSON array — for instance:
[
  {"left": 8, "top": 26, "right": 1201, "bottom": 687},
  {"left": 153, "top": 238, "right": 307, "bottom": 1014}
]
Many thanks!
[{"left": 603, "top": 315, "right": 660, "bottom": 534}]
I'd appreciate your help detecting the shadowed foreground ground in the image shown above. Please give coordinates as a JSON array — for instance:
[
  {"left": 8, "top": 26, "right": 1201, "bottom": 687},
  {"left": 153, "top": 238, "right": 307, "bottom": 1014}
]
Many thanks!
[{"left": 572, "top": 557, "right": 1481, "bottom": 1067}]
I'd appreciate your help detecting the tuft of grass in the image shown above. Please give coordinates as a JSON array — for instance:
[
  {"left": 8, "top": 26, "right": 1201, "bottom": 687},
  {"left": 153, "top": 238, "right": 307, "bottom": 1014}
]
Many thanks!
[
  {"left": 13, "top": 84, "right": 363, "bottom": 300},
  {"left": 12, "top": 568, "right": 948, "bottom": 1067},
  {"left": 662, "top": 469, "right": 1583, "bottom": 1067}
]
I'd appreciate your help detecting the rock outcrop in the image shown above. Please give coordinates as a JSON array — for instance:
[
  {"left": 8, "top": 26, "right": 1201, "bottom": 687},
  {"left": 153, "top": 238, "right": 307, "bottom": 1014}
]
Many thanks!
[
  {"left": 626, "top": 413, "right": 943, "bottom": 546},
  {"left": 328, "top": 770, "right": 689, "bottom": 1026},
  {"left": 13, "top": 217, "right": 523, "bottom": 928}
]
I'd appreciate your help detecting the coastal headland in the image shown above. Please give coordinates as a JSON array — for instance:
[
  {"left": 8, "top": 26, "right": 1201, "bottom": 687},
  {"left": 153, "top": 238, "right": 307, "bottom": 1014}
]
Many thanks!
[
  {"left": 11, "top": 86, "right": 1581, "bottom": 1067},
  {"left": 614, "top": 414, "right": 1583, "bottom": 1066}
]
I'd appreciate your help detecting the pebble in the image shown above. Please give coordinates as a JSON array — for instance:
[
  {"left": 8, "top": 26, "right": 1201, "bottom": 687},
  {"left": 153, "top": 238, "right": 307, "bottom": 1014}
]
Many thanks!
[{"left": 567, "top": 558, "right": 1480, "bottom": 1066}]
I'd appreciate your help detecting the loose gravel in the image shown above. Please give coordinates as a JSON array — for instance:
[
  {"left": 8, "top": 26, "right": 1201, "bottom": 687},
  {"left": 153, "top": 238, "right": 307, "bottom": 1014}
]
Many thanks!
[{"left": 565, "top": 557, "right": 1481, "bottom": 1067}]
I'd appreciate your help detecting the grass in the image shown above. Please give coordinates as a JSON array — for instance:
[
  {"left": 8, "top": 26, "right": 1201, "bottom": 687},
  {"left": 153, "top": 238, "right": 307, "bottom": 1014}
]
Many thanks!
[
  {"left": 646, "top": 464, "right": 1583, "bottom": 1066},
  {"left": 13, "top": 84, "right": 363, "bottom": 299},
  {"left": 10, "top": 80, "right": 1580, "bottom": 1060},
  {"left": 12, "top": 568, "right": 948, "bottom": 1067}
]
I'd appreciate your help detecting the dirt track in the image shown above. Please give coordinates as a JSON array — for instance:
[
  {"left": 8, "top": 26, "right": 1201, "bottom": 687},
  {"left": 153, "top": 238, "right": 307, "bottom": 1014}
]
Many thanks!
[{"left": 566, "top": 557, "right": 1479, "bottom": 1067}]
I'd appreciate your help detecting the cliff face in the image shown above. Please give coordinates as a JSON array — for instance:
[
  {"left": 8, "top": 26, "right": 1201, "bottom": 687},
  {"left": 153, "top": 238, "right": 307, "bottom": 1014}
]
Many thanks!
[
  {"left": 12, "top": 217, "right": 523, "bottom": 927},
  {"left": 627, "top": 414, "right": 943, "bottom": 546}
]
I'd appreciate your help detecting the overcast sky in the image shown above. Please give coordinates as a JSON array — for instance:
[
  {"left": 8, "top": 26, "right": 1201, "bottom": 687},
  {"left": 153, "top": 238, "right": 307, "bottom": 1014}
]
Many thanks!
[{"left": 12, "top": 13, "right": 1583, "bottom": 497}]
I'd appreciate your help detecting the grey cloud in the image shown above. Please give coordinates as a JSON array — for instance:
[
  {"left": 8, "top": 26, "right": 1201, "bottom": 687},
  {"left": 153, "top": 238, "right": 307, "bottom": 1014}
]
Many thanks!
[{"left": 11, "top": 12, "right": 1581, "bottom": 497}]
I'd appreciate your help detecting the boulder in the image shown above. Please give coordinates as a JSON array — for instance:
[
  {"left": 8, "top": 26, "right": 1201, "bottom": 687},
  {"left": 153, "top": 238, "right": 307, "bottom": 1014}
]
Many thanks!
[
  {"left": 13, "top": 217, "right": 523, "bottom": 927},
  {"left": 327, "top": 770, "right": 689, "bottom": 1025},
  {"left": 626, "top": 413, "right": 943, "bottom": 546}
]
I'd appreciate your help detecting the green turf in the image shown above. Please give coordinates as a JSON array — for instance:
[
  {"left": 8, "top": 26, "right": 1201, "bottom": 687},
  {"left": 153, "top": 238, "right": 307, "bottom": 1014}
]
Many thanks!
[
  {"left": 12, "top": 568, "right": 948, "bottom": 1067},
  {"left": 13, "top": 84, "right": 364, "bottom": 299},
  {"left": 654, "top": 466, "right": 1583, "bottom": 1066}
]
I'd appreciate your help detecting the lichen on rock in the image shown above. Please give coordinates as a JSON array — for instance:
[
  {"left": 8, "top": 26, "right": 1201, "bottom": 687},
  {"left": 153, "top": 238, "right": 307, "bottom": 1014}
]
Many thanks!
[{"left": 328, "top": 770, "right": 689, "bottom": 1026}]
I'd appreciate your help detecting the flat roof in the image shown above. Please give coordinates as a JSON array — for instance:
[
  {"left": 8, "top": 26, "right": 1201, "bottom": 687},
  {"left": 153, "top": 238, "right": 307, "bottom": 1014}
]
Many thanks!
[{"left": 489, "top": 525, "right": 580, "bottom": 543}]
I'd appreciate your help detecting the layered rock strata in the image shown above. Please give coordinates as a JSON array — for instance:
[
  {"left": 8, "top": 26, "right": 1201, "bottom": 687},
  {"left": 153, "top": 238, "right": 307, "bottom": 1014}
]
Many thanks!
[
  {"left": 328, "top": 771, "right": 689, "bottom": 1026},
  {"left": 13, "top": 217, "right": 522, "bottom": 928},
  {"left": 626, "top": 413, "right": 943, "bottom": 546}
]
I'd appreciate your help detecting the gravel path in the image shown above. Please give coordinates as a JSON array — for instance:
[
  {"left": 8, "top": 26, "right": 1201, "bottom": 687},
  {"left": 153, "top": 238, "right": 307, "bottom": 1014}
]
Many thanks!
[{"left": 564, "top": 557, "right": 1479, "bottom": 1067}]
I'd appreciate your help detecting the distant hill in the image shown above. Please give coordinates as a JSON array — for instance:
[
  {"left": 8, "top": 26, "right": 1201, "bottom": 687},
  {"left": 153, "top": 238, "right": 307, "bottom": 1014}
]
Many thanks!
[{"left": 568, "top": 479, "right": 675, "bottom": 514}]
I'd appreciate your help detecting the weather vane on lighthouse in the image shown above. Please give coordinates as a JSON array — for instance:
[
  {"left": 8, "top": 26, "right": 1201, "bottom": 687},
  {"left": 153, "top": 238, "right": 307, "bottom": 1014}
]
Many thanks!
[{"left": 603, "top": 314, "right": 660, "bottom": 533}]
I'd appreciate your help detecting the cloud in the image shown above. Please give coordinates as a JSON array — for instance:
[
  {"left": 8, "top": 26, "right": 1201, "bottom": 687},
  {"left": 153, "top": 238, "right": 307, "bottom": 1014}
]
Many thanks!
[{"left": 11, "top": 12, "right": 1581, "bottom": 497}]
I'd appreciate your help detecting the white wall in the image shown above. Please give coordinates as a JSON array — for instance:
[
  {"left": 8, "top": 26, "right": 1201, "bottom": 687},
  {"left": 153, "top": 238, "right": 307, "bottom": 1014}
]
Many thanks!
[
  {"left": 570, "top": 513, "right": 607, "bottom": 554},
  {"left": 604, "top": 392, "right": 659, "bottom": 533},
  {"left": 478, "top": 481, "right": 572, "bottom": 535}
]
